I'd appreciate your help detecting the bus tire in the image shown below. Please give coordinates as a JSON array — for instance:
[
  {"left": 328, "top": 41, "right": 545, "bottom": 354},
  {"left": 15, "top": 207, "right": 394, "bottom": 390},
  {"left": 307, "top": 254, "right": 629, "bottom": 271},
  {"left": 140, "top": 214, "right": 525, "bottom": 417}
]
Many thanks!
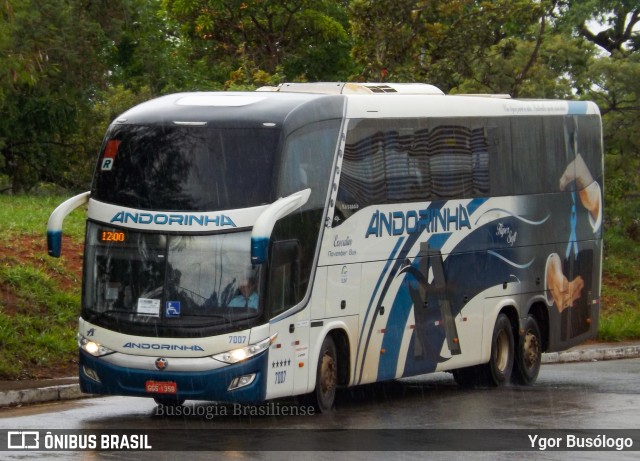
[
  {"left": 482, "top": 313, "right": 514, "bottom": 386},
  {"left": 310, "top": 335, "right": 337, "bottom": 413},
  {"left": 512, "top": 315, "right": 542, "bottom": 385}
]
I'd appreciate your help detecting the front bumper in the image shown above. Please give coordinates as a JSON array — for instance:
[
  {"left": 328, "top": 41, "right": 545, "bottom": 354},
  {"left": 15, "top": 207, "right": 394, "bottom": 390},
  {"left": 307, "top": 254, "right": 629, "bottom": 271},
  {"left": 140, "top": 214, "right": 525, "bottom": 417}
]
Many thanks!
[{"left": 79, "top": 349, "right": 268, "bottom": 403}]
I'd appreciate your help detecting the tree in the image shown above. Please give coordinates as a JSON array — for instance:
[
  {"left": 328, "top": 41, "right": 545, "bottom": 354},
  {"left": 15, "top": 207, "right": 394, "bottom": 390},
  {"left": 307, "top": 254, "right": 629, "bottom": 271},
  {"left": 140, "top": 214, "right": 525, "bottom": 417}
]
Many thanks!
[
  {"left": 349, "top": 0, "right": 427, "bottom": 81},
  {"left": 0, "top": 0, "right": 111, "bottom": 192},
  {"left": 163, "top": 0, "right": 354, "bottom": 86},
  {"left": 553, "top": 1, "right": 640, "bottom": 160},
  {"left": 555, "top": 0, "right": 639, "bottom": 55},
  {"left": 350, "top": 0, "right": 573, "bottom": 96},
  {"left": 0, "top": 0, "right": 186, "bottom": 192},
  {"left": 2, "top": 0, "right": 639, "bottom": 194}
]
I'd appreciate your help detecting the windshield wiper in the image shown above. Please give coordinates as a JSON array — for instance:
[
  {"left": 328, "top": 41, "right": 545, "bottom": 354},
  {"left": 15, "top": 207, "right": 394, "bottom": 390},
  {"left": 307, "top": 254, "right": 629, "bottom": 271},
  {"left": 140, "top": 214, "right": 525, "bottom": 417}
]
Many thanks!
[{"left": 88, "top": 309, "right": 138, "bottom": 322}]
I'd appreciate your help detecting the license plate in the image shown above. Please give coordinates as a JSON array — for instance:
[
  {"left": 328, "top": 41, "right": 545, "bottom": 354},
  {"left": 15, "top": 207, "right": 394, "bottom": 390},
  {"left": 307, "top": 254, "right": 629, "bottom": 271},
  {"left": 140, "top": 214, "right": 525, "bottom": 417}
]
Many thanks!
[{"left": 145, "top": 381, "right": 177, "bottom": 394}]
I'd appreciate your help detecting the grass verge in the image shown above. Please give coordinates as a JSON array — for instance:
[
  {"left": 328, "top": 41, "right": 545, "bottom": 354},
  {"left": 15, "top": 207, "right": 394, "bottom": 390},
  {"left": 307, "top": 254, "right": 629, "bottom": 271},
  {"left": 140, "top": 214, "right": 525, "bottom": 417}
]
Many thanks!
[
  {"left": 600, "top": 230, "right": 640, "bottom": 340},
  {"left": 0, "top": 195, "right": 85, "bottom": 379}
]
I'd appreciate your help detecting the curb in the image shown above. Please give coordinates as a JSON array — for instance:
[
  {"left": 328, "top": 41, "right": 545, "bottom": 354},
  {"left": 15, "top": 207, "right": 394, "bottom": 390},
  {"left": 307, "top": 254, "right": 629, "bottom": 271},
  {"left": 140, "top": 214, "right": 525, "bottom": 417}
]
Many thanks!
[
  {"left": 542, "top": 344, "right": 640, "bottom": 364},
  {"left": 0, "top": 383, "right": 85, "bottom": 408}
]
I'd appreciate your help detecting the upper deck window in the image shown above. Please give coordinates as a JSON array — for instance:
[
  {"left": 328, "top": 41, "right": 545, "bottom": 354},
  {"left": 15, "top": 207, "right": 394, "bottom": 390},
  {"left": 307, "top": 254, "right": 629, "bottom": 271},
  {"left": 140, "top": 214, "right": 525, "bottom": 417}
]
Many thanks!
[{"left": 92, "top": 124, "right": 281, "bottom": 211}]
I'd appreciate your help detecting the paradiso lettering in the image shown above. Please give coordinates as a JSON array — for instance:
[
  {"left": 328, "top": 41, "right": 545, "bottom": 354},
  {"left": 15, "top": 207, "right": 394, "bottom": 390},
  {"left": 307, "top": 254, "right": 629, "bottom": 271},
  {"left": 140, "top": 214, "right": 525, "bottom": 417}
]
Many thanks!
[
  {"left": 366, "top": 205, "right": 472, "bottom": 238},
  {"left": 110, "top": 211, "right": 236, "bottom": 228}
]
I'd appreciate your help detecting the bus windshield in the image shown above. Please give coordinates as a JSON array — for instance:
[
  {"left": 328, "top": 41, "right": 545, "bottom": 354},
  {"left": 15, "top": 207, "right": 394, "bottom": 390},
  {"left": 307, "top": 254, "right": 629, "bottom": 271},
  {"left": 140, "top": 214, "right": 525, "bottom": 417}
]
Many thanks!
[
  {"left": 83, "top": 223, "right": 263, "bottom": 334},
  {"left": 91, "top": 124, "right": 281, "bottom": 211}
]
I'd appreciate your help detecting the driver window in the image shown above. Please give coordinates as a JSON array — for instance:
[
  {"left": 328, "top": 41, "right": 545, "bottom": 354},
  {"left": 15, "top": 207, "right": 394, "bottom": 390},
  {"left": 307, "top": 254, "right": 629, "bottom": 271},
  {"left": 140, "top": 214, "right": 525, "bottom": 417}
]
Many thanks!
[{"left": 267, "top": 240, "right": 301, "bottom": 318}]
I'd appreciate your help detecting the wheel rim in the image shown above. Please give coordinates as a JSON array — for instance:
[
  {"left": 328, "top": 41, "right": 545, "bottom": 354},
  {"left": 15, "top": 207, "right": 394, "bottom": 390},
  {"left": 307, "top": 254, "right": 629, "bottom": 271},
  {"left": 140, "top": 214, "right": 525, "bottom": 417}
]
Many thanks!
[
  {"left": 320, "top": 352, "right": 336, "bottom": 396},
  {"left": 495, "top": 329, "right": 510, "bottom": 372},
  {"left": 523, "top": 330, "right": 540, "bottom": 370}
]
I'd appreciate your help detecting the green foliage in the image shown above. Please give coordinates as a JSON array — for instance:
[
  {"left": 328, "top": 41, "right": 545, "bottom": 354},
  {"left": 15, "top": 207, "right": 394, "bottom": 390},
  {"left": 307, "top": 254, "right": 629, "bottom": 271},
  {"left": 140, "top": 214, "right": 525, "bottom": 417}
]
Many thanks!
[
  {"left": 603, "top": 155, "right": 640, "bottom": 245},
  {"left": 349, "top": 0, "right": 426, "bottom": 81},
  {"left": 589, "top": 54, "right": 640, "bottom": 158},
  {"left": 0, "top": 195, "right": 86, "bottom": 240},
  {"left": 2, "top": 0, "right": 640, "bottom": 191},
  {"left": 163, "top": 0, "right": 354, "bottom": 83},
  {"left": 350, "top": 0, "right": 557, "bottom": 94},
  {"left": 598, "top": 307, "right": 640, "bottom": 342},
  {"left": 600, "top": 153, "right": 640, "bottom": 341},
  {"left": 0, "top": 196, "right": 84, "bottom": 379},
  {"left": 555, "top": 0, "right": 640, "bottom": 55},
  {"left": 0, "top": 0, "right": 110, "bottom": 192}
]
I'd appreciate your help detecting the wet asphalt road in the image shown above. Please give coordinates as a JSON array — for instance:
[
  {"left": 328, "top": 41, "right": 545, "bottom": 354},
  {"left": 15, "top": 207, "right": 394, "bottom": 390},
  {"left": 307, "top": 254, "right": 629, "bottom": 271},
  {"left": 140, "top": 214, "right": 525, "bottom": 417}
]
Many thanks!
[{"left": 1, "top": 359, "right": 639, "bottom": 460}]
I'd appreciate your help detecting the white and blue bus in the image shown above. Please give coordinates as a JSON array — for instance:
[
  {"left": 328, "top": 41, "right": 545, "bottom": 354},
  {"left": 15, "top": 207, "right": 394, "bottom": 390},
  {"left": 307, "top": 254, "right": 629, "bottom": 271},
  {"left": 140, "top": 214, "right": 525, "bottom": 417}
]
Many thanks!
[{"left": 48, "top": 83, "right": 603, "bottom": 411}]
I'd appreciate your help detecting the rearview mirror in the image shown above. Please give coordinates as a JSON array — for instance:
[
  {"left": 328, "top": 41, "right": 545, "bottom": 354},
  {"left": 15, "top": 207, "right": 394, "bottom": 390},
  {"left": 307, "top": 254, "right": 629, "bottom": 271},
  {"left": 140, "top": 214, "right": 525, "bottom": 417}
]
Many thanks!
[
  {"left": 250, "top": 189, "right": 310, "bottom": 264},
  {"left": 47, "top": 191, "right": 90, "bottom": 257}
]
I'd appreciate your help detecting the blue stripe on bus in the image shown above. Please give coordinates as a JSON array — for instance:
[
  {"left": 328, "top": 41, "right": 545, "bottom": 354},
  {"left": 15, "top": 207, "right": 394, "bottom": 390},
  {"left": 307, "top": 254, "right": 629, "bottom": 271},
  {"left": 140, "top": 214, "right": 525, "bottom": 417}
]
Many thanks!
[
  {"left": 376, "top": 233, "right": 450, "bottom": 381},
  {"left": 375, "top": 198, "right": 488, "bottom": 381},
  {"left": 567, "top": 101, "right": 589, "bottom": 115},
  {"left": 356, "top": 235, "right": 416, "bottom": 384},
  {"left": 251, "top": 237, "right": 270, "bottom": 264},
  {"left": 353, "top": 236, "right": 405, "bottom": 379},
  {"left": 47, "top": 230, "right": 62, "bottom": 257},
  {"left": 376, "top": 281, "right": 413, "bottom": 381},
  {"left": 466, "top": 197, "right": 487, "bottom": 216},
  {"left": 356, "top": 200, "right": 450, "bottom": 384}
]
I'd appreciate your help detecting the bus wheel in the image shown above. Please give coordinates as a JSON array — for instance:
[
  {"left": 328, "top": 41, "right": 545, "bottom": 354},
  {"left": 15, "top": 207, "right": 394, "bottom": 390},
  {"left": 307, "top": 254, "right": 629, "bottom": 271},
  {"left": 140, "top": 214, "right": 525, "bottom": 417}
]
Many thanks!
[
  {"left": 311, "top": 335, "right": 337, "bottom": 413},
  {"left": 483, "top": 313, "right": 514, "bottom": 386},
  {"left": 513, "top": 315, "right": 542, "bottom": 385},
  {"left": 153, "top": 397, "right": 185, "bottom": 407}
]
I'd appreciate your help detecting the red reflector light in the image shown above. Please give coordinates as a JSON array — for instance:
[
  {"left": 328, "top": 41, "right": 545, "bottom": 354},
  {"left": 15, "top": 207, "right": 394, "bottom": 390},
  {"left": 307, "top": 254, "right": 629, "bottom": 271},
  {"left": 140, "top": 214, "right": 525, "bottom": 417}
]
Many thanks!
[{"left": 103, "top": 140, "right": 121, "bottom": 159}]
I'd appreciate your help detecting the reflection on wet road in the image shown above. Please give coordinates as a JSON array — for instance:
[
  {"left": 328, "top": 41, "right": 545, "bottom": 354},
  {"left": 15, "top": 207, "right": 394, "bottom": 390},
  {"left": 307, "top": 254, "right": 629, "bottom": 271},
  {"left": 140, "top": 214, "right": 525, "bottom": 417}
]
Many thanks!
[{"left": 1, "top": 359, "right": 639, "bottom": 460}]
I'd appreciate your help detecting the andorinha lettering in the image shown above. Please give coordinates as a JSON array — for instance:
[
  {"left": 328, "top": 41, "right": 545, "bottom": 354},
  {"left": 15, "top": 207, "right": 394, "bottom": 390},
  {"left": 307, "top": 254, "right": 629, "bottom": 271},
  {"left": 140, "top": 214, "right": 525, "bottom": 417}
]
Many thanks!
[
  {"left": 366, "top": 204, "right": 472, "bottom": 238},
  {"left": 110, "top": 211, "right": 236, "bottom": 228},
  {"left": 123, "top": 342, "right": 204, "bottom": 352}
]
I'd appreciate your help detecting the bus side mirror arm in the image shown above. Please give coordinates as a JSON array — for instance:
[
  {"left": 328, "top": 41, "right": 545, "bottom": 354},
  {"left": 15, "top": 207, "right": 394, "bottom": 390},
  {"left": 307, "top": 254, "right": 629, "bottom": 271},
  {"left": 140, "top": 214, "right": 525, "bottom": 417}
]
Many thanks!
[
  {"left": 251, "top": 189, "right": 311, "bottom": 265},
  {"left": 47, "top": 191, "right": 90, "bottom": 257}
]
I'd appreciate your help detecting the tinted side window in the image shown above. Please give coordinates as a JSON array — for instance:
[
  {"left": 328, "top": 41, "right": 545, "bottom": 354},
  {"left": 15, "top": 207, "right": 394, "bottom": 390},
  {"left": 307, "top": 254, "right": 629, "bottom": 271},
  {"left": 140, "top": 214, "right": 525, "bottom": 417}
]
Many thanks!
[
  {"left": 278, "top": 119, "right": 340, "bottom": 209},
  {"left": 335, "top": 118, "right": 494, "bottom": 225},
  {"left": 509, "top": 115, "right": 602, "bottom": 195},
  {"left": 334, "top": 114, "right": 601, "bottom": 226},
  {"left": 270, "top": 119, "right": 341, "bottom": 316},
  {"left": 576, "top": 116, "right": 603, "bottom": 183},
  {"left": 428, "top": 125, "right": 474, "bottom": 199}
]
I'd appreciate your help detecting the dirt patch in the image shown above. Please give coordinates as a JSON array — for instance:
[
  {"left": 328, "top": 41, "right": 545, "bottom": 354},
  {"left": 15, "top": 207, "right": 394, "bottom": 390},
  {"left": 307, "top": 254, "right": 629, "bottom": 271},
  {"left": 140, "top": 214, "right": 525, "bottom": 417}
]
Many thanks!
[
  {"left": 1, "top": 235, "right": 83, "bottom": 380},
  {"left": 1, "top": 234, "right": 83, "bottom": 291},
  {"left": 26, "top": 361, "right": 78, "bottom": 380},
  {"left": 0, "top": 283, "right": 20, "bottom": 316}
]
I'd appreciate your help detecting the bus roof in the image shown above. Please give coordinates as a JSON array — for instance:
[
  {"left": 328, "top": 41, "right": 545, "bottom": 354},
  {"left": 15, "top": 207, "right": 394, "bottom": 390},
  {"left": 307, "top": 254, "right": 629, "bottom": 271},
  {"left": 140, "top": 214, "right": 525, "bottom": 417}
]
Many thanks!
[
  {"left": 113, "top": 91, "right": 343, "bottom": 127},
  {"left": 263, "top": 82, "right": 600, "bottom": 118},
  {"left": 113, "top": 84, "right": 600, "bottom": 127},
  {"left": 257, "top": 82, "right": 445, "bottom": 95},
  {"left": 341, "top": 94, "right": 600, "bottom": 118}
]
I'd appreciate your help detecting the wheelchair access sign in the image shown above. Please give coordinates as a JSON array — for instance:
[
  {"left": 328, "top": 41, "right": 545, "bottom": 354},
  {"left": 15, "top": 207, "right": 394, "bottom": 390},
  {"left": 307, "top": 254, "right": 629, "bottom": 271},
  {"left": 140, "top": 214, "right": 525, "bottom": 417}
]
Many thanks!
[{"left": 165, "top": 301, "right": 181, "bottom": 318}]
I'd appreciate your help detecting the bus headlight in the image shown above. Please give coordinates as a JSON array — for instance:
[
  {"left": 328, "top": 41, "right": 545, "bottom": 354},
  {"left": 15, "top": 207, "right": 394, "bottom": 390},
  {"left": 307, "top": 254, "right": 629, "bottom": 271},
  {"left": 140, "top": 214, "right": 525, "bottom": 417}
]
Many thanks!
[
  {"left": 212, "top": 334, "right": 277, "bottom": 364},
  {"left": 79, "top": 335, "right": 114, "bottom": 357}
]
